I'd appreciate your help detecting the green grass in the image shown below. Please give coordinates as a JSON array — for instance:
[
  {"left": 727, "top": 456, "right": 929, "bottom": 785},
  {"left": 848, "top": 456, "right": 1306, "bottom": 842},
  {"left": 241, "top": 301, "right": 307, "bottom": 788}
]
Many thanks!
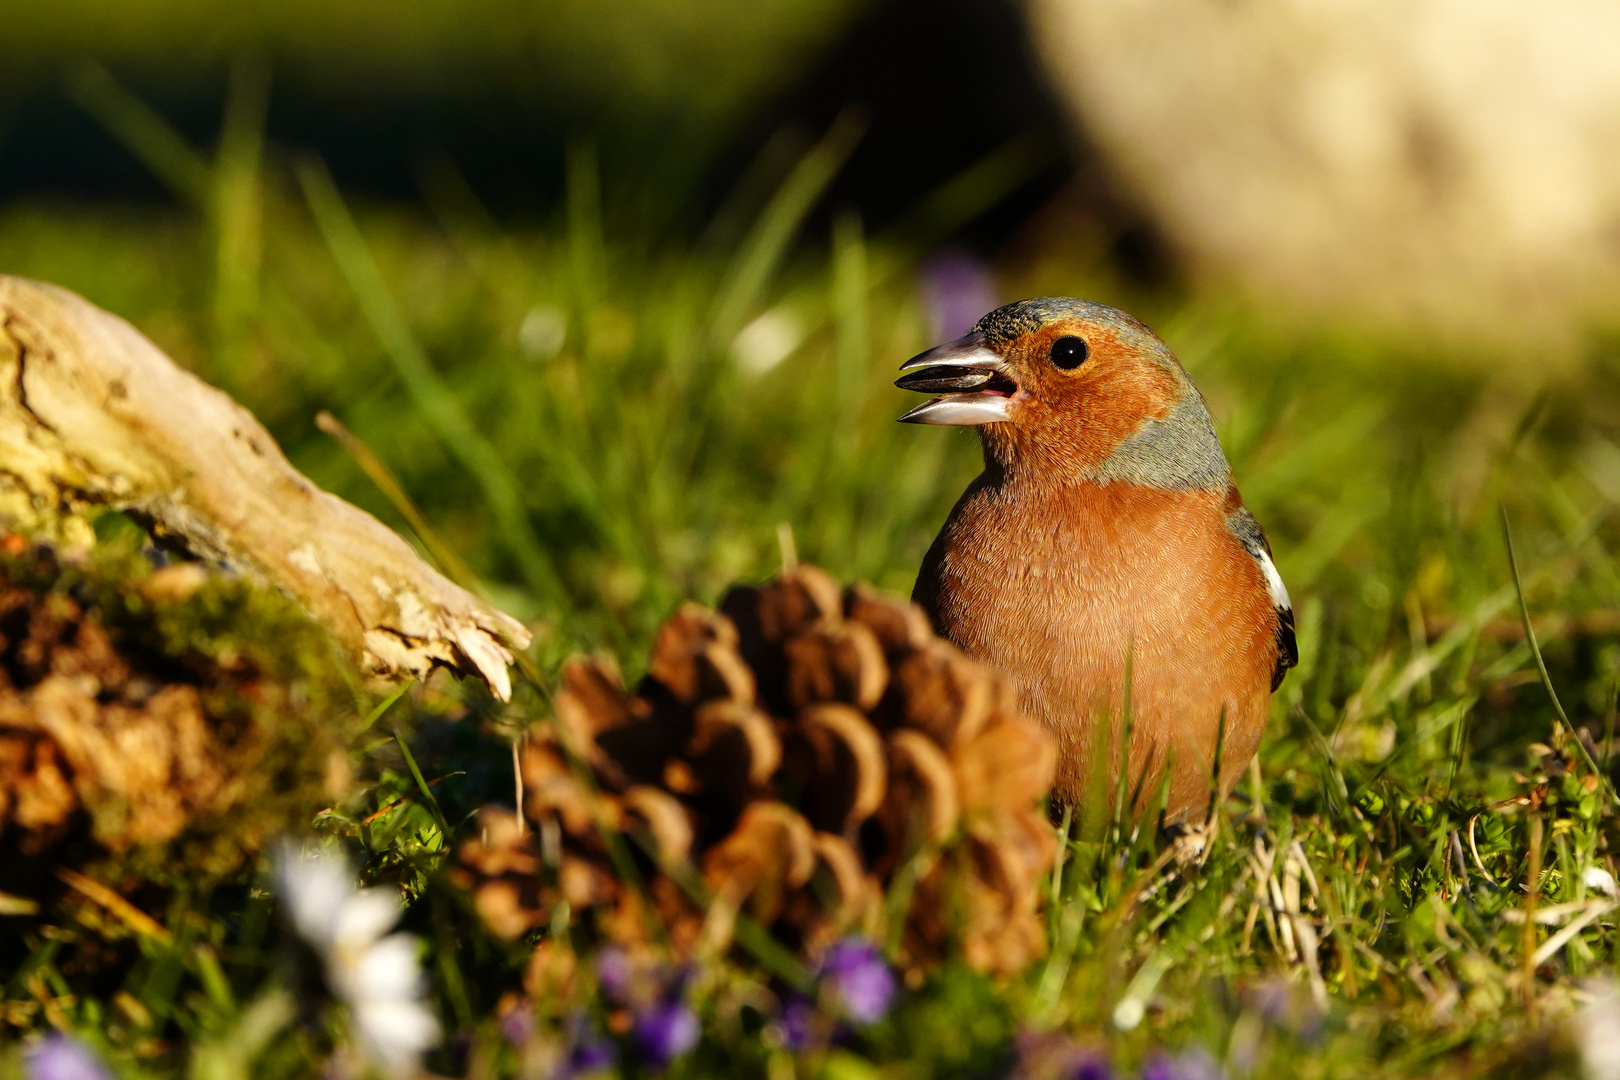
[{"left": 4, "top": 78, "right": 1620, "bottom": 1079}]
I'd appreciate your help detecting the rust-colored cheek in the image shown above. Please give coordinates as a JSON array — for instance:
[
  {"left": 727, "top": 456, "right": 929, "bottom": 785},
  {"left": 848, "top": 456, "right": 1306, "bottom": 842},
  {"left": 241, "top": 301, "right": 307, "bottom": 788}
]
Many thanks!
[{"left": 995, "top": 338, "right": 1181, "bottom": 480}]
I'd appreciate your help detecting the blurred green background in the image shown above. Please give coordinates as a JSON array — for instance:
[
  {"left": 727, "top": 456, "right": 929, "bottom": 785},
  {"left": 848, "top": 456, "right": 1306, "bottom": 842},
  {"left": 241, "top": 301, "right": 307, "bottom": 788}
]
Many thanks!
[
  {"left": 2, "top": 0, "right": 862, "bottom": 175},
  {"left": 0, "top": 0, "right": 1106, "bottom": 651}
]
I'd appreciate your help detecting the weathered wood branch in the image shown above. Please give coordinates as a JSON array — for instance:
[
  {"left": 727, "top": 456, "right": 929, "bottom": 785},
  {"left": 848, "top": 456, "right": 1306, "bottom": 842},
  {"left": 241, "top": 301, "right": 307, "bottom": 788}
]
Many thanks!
[{"left": 0, "top": 275, "right": 530, "bottom": 700}]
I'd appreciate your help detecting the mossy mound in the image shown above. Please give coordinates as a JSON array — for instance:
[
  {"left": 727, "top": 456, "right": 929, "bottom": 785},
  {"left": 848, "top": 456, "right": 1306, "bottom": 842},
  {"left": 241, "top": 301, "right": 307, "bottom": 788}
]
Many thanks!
[{"left": 0, "top": 530, "right": 361, "bottom": 936}]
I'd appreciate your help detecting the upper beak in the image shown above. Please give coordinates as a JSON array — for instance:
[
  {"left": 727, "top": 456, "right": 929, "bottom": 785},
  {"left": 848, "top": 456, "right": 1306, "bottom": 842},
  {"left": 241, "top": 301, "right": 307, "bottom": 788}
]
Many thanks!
[{"left": 894, "top": 331, "right": 1017, "bottom": 425}]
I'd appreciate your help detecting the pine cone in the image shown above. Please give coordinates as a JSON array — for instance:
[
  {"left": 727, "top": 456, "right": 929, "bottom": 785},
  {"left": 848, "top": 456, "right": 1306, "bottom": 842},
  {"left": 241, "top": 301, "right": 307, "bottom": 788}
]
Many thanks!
[{"left": 457, "top": 566, "right": 1058, "bottom": 977}]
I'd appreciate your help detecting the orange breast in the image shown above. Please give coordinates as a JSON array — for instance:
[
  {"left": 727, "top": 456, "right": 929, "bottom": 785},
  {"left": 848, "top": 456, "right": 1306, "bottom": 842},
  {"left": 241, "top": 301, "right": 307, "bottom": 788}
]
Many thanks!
[{"left": 920, "top": 481, "right": 1278, "bottom": 821}]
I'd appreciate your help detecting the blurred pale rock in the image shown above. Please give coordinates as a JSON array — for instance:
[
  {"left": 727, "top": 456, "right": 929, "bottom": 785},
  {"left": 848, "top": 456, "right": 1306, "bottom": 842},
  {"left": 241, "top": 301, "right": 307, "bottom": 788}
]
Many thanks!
[
  {"left": 1027, "top": 0, "right": 1620, "bottom": 347},
  {"left": 1580, "top": 979, "right": 1620, "bottom": 1080}
]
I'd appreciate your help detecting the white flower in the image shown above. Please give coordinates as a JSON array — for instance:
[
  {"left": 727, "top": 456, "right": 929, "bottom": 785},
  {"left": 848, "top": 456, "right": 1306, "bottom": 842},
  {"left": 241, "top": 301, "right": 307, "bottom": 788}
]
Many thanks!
[
  {"left": 732, "top": 308, "right": 805, "bottom": 375},
  {"left": 1584, "top": 866, "right": 1620, "bottom": 900},
  {"left": 276, "top": 842, "right": 442, "bottom": 1076}
]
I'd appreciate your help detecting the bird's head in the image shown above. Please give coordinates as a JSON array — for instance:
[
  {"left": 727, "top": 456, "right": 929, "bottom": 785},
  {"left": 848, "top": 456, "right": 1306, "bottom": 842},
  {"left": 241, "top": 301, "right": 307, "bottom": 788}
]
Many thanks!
[{"left": 896, "top": 297, "right": 1230, "bottom": 489}]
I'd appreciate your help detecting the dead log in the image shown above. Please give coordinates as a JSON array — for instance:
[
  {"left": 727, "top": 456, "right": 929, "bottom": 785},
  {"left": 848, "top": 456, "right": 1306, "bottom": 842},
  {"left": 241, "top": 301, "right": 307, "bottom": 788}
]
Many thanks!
[{"left": 0, "top": 275, "right": 530, "bottom": 700}]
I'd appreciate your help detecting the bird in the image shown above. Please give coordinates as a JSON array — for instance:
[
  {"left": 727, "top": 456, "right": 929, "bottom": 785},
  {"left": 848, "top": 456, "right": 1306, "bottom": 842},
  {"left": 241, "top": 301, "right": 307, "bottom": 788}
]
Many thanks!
[{"left": 895, "top": 297, "right": 1296, "bottom": 822}]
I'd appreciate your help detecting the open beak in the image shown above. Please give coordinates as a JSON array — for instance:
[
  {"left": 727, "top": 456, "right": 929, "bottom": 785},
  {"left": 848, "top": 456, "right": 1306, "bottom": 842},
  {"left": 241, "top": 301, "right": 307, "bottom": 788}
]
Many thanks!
[{"left": 894, "top": 331, "right": 1018, "bottom": 425}]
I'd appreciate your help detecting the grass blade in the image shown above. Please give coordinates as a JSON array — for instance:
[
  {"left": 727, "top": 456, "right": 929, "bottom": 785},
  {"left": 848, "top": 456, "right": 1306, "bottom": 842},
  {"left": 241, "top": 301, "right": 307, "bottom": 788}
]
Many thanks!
[
  {"left": 361, "top": 679, "right": 417, "bottom": 731},
  {"left": 64, "top": 62, "right": 212, "bottom": 208},
  {"left": 315, "top": 410, "right": 483, "bottom": 595},
  {"left": 212, "top": 54, "right": 271, "bottom": 342},
  {"left": 1502, "top": 504, "right": 1619, "bottom": 806},
  {"left": 394, "top": 726, "right": 452, "bottom": 839},
  {"left": 296, "top": 158, "right": 565, "bottom": 608},
  {"left": 710, "top": 108, "right": 865, "bottom": 343}
]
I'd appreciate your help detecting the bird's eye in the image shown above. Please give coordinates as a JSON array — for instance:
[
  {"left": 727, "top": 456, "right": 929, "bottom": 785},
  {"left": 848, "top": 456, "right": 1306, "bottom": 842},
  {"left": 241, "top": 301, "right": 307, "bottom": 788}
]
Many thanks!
[{"left": 1049, "top": 335, "right": 1088, "bottom": 370}]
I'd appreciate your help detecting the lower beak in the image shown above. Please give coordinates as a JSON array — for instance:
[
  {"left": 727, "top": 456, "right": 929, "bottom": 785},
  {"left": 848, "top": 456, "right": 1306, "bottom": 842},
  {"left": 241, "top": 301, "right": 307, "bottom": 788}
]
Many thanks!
[{"left": 894, "top": 331, "right": 1017, "bottom": 426}]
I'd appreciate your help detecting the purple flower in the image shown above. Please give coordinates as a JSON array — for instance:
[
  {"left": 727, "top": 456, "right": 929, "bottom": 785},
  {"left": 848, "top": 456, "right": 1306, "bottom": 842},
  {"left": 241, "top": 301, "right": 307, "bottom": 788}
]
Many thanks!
[
  {"left": 1242, "top": 978, "right": 1324, "bottom": 1040},
  {"left": 821, "top": 939, "right": 897, "bottom": 1024},
  {"left": 499, "top": 1005, "right": 535, "bottom": 1047},
  {"left": 1069, "top": 1054, "right": 1113, "bottom": 1080},
  {"left": 1245, "top": 979, "right": 1292, "bottom": 1027},
  {"left": 541, "top": 1014, "right": 618, "bottom": 1080},
  {"left": 1012, "top": 1031, "right": 1113, "bottom": 1080},
  {"left": 634, "top": 998, "right": 699, "bottom": 1067},
  {"left": 775, "top": 994, "right": 816, "bottom": 1051},
  {"left": 1139, "top": 1047, "right": 1221, "bottom": 1080},
  {"left": 560, "top": 1032, "right": 617, "bottom": 1078},
  {"left": 920, "top": 248, "right": 998, "bottom": 342},
  {"left": 595, "top": 946, "right": 635, "bottom": 1006},
  {"left": 25, "top": 1037, "right": 112, "bottom": 1080}
]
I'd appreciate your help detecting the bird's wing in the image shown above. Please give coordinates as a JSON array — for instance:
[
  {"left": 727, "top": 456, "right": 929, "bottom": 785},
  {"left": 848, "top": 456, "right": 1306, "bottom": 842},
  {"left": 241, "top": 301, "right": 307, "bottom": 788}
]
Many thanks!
[{"left": 1226, "top": 505, "right": 1298, "bottom": 691}]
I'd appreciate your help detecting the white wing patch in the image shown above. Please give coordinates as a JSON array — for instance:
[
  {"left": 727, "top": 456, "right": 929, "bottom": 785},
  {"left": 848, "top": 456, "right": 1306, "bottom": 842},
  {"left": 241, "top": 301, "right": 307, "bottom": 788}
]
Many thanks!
[
  {"left": 1227, "top": 504, "right": 1298, "bottom": 691},
  {"left": 1251, "top": 543, "right": 1292, "bottom": 614}
]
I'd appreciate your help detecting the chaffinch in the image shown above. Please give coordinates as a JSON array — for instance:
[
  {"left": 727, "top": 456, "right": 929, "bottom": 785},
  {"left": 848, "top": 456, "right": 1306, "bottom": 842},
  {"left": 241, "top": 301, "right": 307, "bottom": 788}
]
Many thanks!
[{"left": 896, "top": 298, "right": 1296, "bottom": 822}]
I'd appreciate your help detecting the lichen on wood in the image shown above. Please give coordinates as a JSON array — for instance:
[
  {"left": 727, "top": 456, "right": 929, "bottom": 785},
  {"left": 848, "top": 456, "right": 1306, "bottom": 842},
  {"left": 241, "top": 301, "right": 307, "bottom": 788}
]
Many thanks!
[{"left": 0, "top": 276, "right": 529, "bottom": 699}]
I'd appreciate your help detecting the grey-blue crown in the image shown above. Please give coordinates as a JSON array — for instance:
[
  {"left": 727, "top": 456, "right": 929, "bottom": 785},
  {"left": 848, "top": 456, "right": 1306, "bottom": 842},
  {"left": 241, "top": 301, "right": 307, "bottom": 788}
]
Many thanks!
[{"left": 971, "top": 297, "right": 1163, "bottom": 356}]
